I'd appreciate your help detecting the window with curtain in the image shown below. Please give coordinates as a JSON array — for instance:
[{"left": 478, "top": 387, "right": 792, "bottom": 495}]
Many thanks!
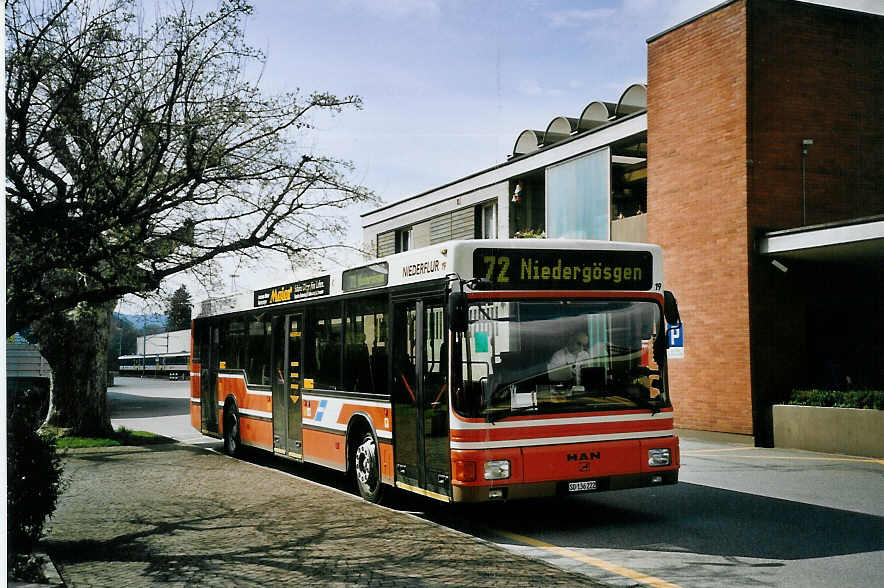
[{"left": 477, "top": 201, "right": 497, "bottom": 239}]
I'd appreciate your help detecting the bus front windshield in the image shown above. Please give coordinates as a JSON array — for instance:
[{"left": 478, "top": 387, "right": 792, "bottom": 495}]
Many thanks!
[{"left": 453, "top": 300, "right": 669, "bottom": 419}]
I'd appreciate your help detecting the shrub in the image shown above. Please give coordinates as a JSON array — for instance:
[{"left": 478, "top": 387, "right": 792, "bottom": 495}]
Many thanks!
[
  {"left": 788, "top": 389, "right": 883, "bottom": 410},
  {"left": 7, "top": 391, "right": 66, "bottom": 565}
]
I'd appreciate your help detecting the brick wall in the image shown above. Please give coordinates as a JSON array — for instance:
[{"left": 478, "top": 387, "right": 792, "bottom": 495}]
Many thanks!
[
  {"left": 648, "top": 0, "right": 882, "bottom": 439},
  {"left": 747, "top": 1, "right": 883, "bottom": 230},
  {"left": 647, "top": 0, "right": 754, "bottom": 434}
]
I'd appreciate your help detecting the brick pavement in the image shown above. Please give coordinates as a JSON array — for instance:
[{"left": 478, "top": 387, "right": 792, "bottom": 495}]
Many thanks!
[{"left": 45, "top": 444, "right": 602, "bottom": 587}]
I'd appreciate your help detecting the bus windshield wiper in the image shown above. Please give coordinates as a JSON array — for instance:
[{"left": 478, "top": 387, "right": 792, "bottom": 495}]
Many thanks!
[
  {"left": 629, "top": 385, "right": 660, "bottom": 415},
  {"left": 618, "top": 369, "right": 662, "bottom": 415}
]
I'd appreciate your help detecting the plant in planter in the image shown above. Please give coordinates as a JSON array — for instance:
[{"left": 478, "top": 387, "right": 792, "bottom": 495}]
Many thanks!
[
  {"left": 514, "top": 227, "right": 546, "bottom": 239},
  {"left": 787, "top": 389, "right": 883, "bottom": 410}
]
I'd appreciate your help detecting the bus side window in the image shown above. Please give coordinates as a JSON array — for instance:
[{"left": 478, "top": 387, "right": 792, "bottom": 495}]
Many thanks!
[
  {"left": 306, "top": 302, "right": 342, "bottom": 391},
  {"left": 344, "top": 297, "right": 387, "bottom": 394}
]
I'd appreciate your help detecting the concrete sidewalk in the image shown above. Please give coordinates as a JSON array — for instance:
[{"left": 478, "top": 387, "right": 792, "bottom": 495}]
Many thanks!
[{"left": 44, "top": 444, "right": 601, "bottom": 587}]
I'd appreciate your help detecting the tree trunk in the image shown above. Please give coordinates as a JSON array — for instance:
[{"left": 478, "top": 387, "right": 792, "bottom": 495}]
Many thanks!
[{"left": 35, "top": 301, "right": 114, "bottom": 436}]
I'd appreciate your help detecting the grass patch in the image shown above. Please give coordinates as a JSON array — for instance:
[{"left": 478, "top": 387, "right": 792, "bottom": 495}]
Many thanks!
[
  {"left": 56, "top": 436, "right": 121, "bottom": 449},
  {"left": 55, "top": 427, "right": 175, "bottom": 449}
]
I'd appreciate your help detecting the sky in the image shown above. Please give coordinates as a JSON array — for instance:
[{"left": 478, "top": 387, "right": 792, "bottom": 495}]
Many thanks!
[{"left": 129, "top": 0, "right": 883, "bottom": 312}]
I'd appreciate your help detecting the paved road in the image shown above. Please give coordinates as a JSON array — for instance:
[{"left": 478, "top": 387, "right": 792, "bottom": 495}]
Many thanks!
[
  {"left": 94, "top": 377, "right": 884, "bottom": 587},
  {"left": 108, "top": 378, "right": 219, "bottom": 448}
]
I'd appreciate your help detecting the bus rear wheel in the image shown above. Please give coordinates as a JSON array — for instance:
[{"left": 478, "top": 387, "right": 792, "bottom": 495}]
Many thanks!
[
  {"left": 354, "top": 432, "right": 383, "bottom": 503},
  {"left": 223, "top": 407, "right": 241, "bottom": 457}
]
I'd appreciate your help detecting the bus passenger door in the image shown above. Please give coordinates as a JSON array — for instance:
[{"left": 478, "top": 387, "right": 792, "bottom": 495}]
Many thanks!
[
  {"left": 200, "top": 325, "right": 219, "bottom": 433},
  {"left": 392, "top": 301, "right": 420, "bottom": 488},
  {"left": 272, "top": 316, "right": 286, "bottom": 454},
  {"left": 274, "top": 313, "right": 304, "bottom": 456},
  {"left": 288, "top": 314, "right": 305, "bottom": 455},
  {"left": 392, "top": 298, "right": 450, "bottom": 499},
  {"left": 422, "top": 299, "right": 450, "bottom": 499}
]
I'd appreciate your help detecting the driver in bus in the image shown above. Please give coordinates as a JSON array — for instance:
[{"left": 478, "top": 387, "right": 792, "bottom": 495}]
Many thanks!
[{"left": 547, "top": 327, "right": 603, "bottom": 383}]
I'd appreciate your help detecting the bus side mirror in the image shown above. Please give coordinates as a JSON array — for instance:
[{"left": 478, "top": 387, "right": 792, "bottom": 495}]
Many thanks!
[
  {"left": 448, "top": 292, "right": 468, "bottom": 332},
  {"left": 663, "top": 290, "right": 681, "bottom": 325}
]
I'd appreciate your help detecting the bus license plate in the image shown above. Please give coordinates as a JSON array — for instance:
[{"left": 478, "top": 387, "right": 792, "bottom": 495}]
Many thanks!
[{"left": 568, "top": 480, "right": 597, "bottom": 492}]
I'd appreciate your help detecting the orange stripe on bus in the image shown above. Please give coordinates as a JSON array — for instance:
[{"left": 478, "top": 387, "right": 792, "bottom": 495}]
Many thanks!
[
  {"left": 303, "top": 428, "right": 346, "bottom": 470},
  {"left": 336, "top": 404, "right": 390, "bottom": 432},
  {"left": 239, "top": 416, "right": 273, "bottom": 449}
]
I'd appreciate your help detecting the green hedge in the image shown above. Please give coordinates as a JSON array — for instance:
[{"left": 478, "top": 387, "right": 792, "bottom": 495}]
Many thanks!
[
  {"left": 788, "top": 389, "right": 883, "bottom": 410},
  {"left": 7, "top": 412, "right": 66, "bottom": 566}
]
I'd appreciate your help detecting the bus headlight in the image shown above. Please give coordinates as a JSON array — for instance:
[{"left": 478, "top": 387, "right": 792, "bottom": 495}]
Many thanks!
[
  {"left": 648, "top": 448, "right": 671, "bottom": 467},
  {"left": 484, "top": 460, "right": 511, "bottom": 480}
]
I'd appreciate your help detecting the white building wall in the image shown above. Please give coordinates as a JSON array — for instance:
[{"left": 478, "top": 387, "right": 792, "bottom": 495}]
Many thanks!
[
  {"left": 361, "top": 114, "right": 647, "bottom": 251},
  {"left": 136, "top": 329, "right": 191, "bottom": 355}
]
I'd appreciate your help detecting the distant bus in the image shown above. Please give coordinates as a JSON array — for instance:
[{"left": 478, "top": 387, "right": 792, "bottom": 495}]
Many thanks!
[
  {"left": 190, "top": 239, "right": 681, "bottom": 503},
  {"left": 119, "top": 353, "right": 190, "bottom": 379}
]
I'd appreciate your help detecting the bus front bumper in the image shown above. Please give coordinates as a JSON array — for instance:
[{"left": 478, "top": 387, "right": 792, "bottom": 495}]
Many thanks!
[{"left": 451, "top": 469, "right": 678, "bottom": 503}]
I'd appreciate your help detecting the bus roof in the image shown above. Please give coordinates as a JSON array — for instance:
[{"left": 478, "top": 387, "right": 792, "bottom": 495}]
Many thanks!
[{"left": 193, "top": 239, "right": 664, "bottom": 320}]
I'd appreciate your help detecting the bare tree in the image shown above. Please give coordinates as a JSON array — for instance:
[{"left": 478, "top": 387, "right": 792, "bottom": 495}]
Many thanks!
[{"left": 6, "top": 0, "right": 374, "bottom": 434}]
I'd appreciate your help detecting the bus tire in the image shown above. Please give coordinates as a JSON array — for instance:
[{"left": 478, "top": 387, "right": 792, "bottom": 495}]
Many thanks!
[
  {"left": 354, "top": 431, "right": 383, "bottom": 503},
  {"left": 223, "top": 405, "right": 241, "bottom": 457}
]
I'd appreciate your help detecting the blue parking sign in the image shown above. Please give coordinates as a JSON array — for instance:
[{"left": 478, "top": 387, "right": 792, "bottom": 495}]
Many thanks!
[{"left": 668, "top": 322, "right": 684, "bottom": 359}]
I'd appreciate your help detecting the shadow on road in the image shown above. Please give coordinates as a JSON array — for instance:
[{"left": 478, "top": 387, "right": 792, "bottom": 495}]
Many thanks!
[
  {"left": 108, "top": 391, "right": 189, "bottom": 419},
  {"left": 430, "top": 483, "right": 883, "bottom": 561},
  {"left": 228, "top": 447, "right": 884, "bottom": 564},
  {"left": 209, "top": 445, "right": 884, "bottom": 564}
]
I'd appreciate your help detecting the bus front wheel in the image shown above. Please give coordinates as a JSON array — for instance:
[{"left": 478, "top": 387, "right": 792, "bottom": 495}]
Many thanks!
[{"left": 354, "top": 432, "right": 383, "bottom": 503}]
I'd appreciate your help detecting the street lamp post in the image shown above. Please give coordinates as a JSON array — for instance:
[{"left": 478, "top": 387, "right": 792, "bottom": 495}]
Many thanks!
[{"left": 801, "top": 138, "right": 813, "bottom": 225}]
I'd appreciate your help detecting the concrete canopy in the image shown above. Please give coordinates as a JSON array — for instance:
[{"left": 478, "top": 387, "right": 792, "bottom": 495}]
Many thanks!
[{"left": 758, "top": 217, "right": 884, "bottom": 265}]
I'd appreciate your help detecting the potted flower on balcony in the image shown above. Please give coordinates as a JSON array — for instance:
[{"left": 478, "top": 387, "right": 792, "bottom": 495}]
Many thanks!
[{"left": 514, "top": 227, "right": 546, "bottom": 239}]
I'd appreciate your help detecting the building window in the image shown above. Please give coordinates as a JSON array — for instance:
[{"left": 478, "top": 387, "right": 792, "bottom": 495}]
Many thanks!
[
  {"left": 546, "top": 147, "right": 610, "bottom": 240},
  {"left": 477, "top": 202, "right": 497, "bottom": 239},
  {"left": 396, "top": 227, "right": 412, "bottom": 252}
]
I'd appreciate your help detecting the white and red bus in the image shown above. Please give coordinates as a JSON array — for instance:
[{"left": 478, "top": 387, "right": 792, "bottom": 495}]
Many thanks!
[{"left": 190, "top": 239, "right": 681, "bottom": 503}]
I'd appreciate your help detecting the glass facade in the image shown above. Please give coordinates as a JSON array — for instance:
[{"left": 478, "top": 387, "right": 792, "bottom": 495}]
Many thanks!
[{"left": 545, "top": 147, "right": 610, "bottom": 240}]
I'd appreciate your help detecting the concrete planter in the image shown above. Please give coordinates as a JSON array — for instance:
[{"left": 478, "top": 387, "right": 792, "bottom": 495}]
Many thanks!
[{"left": 773, "top": 405, "right": 884, "bottom": 458}]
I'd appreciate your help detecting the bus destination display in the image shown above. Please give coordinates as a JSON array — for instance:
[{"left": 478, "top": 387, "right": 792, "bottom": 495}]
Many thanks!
[
  {"left": 473, "top": 248, "right": 653, "bottom": 290},
  {"left": 342, "top": 262, "right": 389, "bottom": 292}
]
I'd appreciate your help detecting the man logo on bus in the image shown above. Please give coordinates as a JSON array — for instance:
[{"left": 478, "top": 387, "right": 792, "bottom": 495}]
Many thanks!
[{"left": 567, "top": 451, "right": 601, "bottom": 461}]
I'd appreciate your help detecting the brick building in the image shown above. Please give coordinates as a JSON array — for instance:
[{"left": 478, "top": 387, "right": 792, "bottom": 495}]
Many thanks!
[{"left": 361, "top": 0, "right": 883, "bottom": 443}]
